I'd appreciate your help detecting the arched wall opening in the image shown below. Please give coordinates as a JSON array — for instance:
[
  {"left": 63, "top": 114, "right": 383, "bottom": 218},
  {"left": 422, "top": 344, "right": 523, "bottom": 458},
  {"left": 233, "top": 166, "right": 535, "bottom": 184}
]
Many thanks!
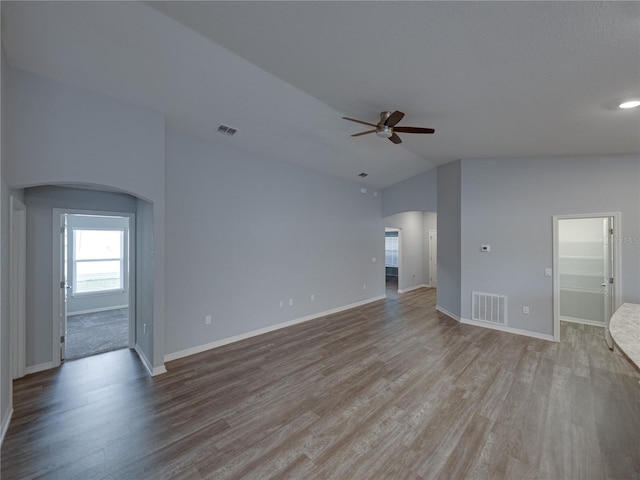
[{"left": 10, "top": 183, "right": 158, "bottom": 376}]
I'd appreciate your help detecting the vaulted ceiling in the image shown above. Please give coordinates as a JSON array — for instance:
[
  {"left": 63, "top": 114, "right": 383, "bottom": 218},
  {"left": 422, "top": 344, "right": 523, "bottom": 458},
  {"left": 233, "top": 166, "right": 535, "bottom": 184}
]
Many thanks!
[{"left": 3, "top": 1, "right": 639, "bottom": 188}]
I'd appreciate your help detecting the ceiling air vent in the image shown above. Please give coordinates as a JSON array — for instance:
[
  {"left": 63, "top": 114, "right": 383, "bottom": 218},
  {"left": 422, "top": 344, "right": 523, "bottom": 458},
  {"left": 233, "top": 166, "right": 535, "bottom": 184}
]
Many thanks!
[
  {"left": 217, "top": 125, "right": 237, "bottom": 136},
  {"left": 358, "top": 172, "right": 368, "bottom": 178}
]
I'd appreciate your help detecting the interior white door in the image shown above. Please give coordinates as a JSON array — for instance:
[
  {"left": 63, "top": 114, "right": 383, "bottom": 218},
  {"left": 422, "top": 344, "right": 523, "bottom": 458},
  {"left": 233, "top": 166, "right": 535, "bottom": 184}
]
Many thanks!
[
  {"left": 429, "top": 229, "right": 437, "bottom": 287},
  {"left": 59, "top": 214, "right": 69, "bottom": 361},
  {"left": 603, "top": 217, "right": 614, "bottom": 349}
]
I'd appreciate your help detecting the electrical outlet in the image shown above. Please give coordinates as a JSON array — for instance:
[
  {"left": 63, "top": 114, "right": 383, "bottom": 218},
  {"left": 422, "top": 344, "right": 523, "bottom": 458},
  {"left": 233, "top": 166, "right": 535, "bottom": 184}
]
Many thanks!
[
  {"left": 289, "top": 298, "right": 294, "bottom": 306},
  {"left": 372, "top": 257, "right": 376, "bottom": 263},
  {"left": 363, "top": 283, "right": 367, "bottom": 290},
  {"left": 310, "top": 294, "right": 315, "bottom": 302},
  {"left": 523, "top": 306, "right": 530, "bottom": 315},
  {"left": 279, "top": 301, "right": 284, "bottom": 308},
  {"left": 205, "top": 315, "right": 212, "bottom": 325}
]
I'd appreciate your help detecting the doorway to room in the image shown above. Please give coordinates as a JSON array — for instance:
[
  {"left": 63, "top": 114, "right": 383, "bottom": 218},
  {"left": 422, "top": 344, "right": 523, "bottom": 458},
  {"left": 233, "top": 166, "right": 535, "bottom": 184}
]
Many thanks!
[
  {"left": 385, "top": 228, "right": 401, "bottom": 298},
  {"left": 55, "top": 211, "right": 135, "bottom": 360},
  {"left": 553, "top": 213, "right": 620, "bottom": 345}
]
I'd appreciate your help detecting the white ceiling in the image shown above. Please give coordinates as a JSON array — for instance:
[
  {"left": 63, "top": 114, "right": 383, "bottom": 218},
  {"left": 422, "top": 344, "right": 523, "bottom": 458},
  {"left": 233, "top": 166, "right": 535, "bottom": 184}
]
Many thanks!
[{"left": 3, "top": 2, "right": 639, "bottom": 189}]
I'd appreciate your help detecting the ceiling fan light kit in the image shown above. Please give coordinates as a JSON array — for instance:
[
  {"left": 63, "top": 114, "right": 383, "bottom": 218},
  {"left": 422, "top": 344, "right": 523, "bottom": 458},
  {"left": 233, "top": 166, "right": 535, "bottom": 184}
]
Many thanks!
[
  {"left": 376, "top": 126, "right": 393, "bottom": 138},
  {"left": 342, "top": 111, "right": 434, "bottom": 144}
]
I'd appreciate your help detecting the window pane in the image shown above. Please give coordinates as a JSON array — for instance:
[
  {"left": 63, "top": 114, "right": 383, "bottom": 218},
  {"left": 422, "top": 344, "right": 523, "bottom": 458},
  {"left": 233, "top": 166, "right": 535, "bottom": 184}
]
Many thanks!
[
  {"left": 74, "top": 230, "right": 122, "bottom": 260},
  {"left": 76, "top": 260, "right": 122, "bottom": 293}
]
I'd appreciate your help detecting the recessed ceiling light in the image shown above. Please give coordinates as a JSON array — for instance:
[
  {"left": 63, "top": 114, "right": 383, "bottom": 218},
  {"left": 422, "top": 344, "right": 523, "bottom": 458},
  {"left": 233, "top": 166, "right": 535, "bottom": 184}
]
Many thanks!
[{"left": 619, "top": 100, "right": 640, "bottom": 109}]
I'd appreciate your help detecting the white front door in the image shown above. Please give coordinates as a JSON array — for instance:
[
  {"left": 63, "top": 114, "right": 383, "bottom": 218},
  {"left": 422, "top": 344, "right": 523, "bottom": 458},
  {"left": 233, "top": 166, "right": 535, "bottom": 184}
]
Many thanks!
[
  {"left": 59, "top": 214, "right": 69, "bottom": 361},
  {"left": 429, "top": 229, "right": 437, "bottom": 287}
]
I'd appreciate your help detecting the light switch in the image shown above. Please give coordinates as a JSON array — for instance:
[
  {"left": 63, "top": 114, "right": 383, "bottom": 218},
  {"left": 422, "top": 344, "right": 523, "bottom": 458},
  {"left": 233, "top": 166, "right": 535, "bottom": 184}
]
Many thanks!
[{"left": 545, "top": 268, "right": 552, "bottom": 277}]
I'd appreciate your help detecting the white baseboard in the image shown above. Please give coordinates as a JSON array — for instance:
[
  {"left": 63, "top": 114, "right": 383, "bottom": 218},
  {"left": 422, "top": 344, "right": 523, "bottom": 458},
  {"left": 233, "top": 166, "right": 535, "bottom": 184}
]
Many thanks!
[
  {"left": 165, "top": 295, "right": 387, "bottom": 363},
  {"left": 135, "top": 345, "right": 167, "bottom": 376},
  {"left": 398, "top": 284, "right": 430, "bottom": 294},
  {"left": 560, "top": 315, "right": 606, "bottom": 328},
  {"left": 460, "top": 317, "right": 556, "bottom": 342},
  {"left": 25, "top": 361, "right": 55, "bottom": 375},
  {"left": 1, "top": 406, "right": 13, "bottom": 448},
  {"left": 67, "top": 304, "right": 129, "bottom": 316},
  {"left": 436, "top": 305, "right": 461, "bottom": 322}
]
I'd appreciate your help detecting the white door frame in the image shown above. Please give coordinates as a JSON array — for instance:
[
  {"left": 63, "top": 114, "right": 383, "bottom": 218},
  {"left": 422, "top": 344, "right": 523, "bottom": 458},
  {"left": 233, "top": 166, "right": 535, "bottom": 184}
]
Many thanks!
[
  {"left": 552, "top": 212, "right": 621, "bottom": 342},
  {"left": 52, "top": 209, "right": 136, "bottom": 365},
  {"left": 9, "top": 196, "right": 27, "bottom": 379}
]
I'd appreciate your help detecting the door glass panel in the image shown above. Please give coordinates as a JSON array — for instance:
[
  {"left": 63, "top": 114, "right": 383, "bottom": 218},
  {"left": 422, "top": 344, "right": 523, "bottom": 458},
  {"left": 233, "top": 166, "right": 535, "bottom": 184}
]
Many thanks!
[
  {"left": 75, "top": 260, "right": 122, "bottom": 293},
  {"left": 74, "top": 230, "right": 122, "bottom": 260}
]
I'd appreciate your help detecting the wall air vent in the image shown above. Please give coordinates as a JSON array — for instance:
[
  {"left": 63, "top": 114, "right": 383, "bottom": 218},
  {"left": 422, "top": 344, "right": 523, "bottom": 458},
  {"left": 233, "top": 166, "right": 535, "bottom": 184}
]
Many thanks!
[
  {"left": 217, "top": 125, "right": 237, "bottom": 136},
  {"left": 358, "top": 172, "right": 368, "bottom": 177},
  {"left": 472, "top": 291, "right": 507, "bottom": 325}
]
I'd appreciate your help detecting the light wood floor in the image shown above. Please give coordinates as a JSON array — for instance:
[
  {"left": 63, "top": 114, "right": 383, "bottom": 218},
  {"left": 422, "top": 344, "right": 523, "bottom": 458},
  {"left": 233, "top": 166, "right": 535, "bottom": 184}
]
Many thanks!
[{"left": 3, "top": 288, "right": 640, "bottom": 479}]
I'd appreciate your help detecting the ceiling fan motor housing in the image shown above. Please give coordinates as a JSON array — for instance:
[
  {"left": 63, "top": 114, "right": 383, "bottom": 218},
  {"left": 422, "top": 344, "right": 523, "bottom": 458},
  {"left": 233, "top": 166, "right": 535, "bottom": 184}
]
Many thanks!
[{"left": 376, "top": 125, "right": 393, "bottom": 138}]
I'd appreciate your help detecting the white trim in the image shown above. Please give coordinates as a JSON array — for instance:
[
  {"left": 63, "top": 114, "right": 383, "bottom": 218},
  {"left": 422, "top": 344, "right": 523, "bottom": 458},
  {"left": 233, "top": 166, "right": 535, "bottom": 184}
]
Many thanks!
[
  {"left": 560, "top": 315, "right": 606, "bottom": 328},
  {"left": 135, "top": 345, "right": 167, "bottom": 376},
  {"left": 25, "top": 361, "right": 56, "bottom": 375},
  {"left": 398, "top": 284, "right": 430, "bottom": 294},
  {"left": 435, "top": 305, "right": 461, "bottom": 322},
  {"left": 552, "top": 212, "right": 621, "bottom": 342},
  {"left": 460, "top": 317, "right": 556, "bottom": 342},
  {"left": 67, "top": 305, "right": 129, "bottom": 316},
  {"left": 165, "top": 295, "right": 387, "bottom": 363},
  {"left": 1, "top": 407, "right": 13, "bottom": 447},
  {"left": 53, "top": 209, "right": 63, "bottom": 367}
]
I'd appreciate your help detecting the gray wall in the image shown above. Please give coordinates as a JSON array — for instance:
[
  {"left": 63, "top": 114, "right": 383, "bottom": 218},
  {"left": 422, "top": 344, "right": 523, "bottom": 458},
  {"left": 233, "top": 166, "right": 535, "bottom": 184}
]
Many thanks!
[
  {"left": 382, "top": 168, "right": 437, "bottom": 217},
  {"left": 5, "top": 67, "right": 165, "bottom": 370},
  {"left": 23, "top": 187, "right": 137, "bottom": 367},
  {"left": 136, "top": 198, "right": 154, "bottom": 364},
  {"left": 0, "top": 40, "right": 10, "bottom": 441},
  {"left": 164, "top": 131, "right": 384, "bottom": 355},
  {"left": 460, "top": 155, "right": 640, "bottom": 336},
  {"left": 66, "top": 214, "right": 130, "bottom": 315},
  {"left": 436, "top": 160, "right": 462, "bottom": 317},
  {"left": 384, "top": 211, "right": 428, "bottom": 291}
]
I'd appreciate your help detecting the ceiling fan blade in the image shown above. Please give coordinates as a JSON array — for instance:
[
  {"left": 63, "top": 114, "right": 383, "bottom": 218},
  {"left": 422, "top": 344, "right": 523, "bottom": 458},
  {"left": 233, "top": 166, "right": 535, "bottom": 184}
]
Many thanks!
[
  {"left": 385, "top": 111, "right": 405, "bottom": 127},
  {"left": 351, "top": 130, "right": 376, "bottom": 137},
  {"left": 393, "top": 126, "right": 435, "bottom": 134},
  {"left": 389, "top": 133, "right": 403, "bottom": 144},
  {"left": 342, "top": 117, "right": 377, "bottom": 128}
]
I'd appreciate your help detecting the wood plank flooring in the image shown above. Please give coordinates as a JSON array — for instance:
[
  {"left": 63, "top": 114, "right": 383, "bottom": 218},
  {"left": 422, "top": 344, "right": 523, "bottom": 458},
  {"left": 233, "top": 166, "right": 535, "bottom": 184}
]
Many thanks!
[{"left": 2, "top": 288, "right": 640, "bottom": 479}]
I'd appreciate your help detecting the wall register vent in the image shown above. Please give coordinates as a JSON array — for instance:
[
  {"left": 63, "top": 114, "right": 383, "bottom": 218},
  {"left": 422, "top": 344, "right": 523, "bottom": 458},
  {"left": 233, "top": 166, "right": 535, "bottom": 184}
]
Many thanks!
[{"left": 472, "top": 291, "right": 507, "bottom": 325}]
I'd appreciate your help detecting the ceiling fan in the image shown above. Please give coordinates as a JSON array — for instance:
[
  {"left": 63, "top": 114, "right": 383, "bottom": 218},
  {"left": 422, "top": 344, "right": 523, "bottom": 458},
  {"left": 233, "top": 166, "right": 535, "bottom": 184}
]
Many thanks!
[{"left": 342, "top": 111, "right": 435, "bottom": 144}]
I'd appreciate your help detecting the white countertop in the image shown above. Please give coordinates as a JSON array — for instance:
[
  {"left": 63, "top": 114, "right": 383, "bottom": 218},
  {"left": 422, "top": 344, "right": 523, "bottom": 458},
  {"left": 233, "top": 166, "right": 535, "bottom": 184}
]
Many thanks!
[{"left": 609, "top": 303, "right": 640, "bottom": 372}]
